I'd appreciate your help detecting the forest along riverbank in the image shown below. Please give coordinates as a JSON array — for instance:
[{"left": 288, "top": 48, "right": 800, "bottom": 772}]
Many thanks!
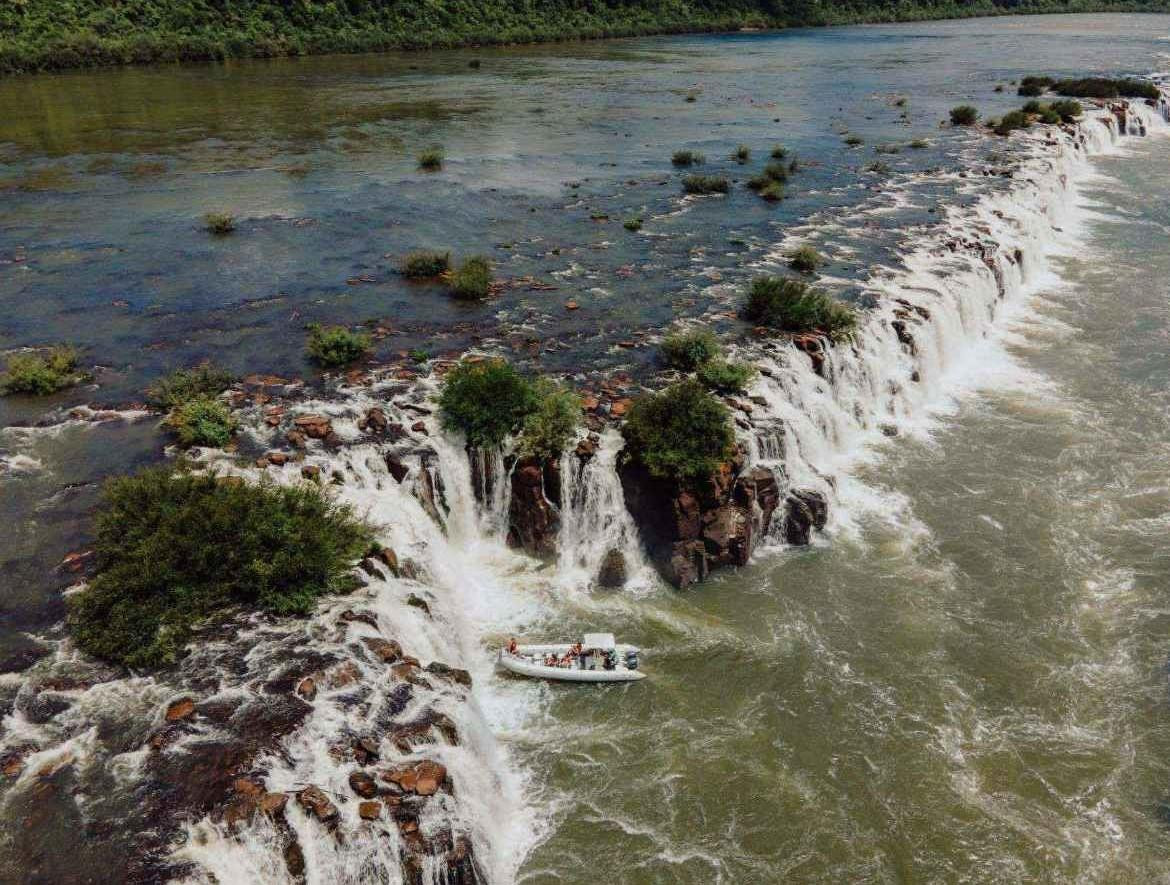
[{"left": 4, "top": 17, "right": 1170, "bottom": 885}]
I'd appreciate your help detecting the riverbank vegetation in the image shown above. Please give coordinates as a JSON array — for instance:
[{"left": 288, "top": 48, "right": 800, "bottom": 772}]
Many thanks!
[
  {"left": 660, "top": 328, "right": 754, "bottom": 393},
  {"left": 400, "top": 250, "right": 451, "bottom": 279},
  {"left": 439, "top": 358, "right": 578, "bottom": 454},
  {"left": 164, "top": 396, "right": 237, "bottom": 447},
  {"left": 744, "top": 276, "right": 857, "bottom": 340},
  {"left": 68, "top": 466, "right": 371, "bottom": 669},
  {"left": 449, "top": 256, "right": 493, "bottom": 299},
  {"left": 0, "top": 346, "right": 85, "bottom": 396},
  {"left": 682, "top": 174, "right": 729, "bottom": 195},
  {"left": 4, "top": 0, "right": 1148, "bottom": 75},
  {"left": 621, "top": 379, "right": 735, "bottom": 481},
  {"left": 306, "top": 324, "right": 372, "bottom": 366}
]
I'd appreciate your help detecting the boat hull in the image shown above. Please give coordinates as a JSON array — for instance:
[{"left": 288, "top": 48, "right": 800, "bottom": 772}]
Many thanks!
[{"left": 497, "top": 648, "right": 646, "bottom": 682}]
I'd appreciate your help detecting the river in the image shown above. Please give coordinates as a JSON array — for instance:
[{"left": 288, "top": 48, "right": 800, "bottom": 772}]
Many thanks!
[{"left": 2, "top": 13, "right": 1170, "bottom": 884}]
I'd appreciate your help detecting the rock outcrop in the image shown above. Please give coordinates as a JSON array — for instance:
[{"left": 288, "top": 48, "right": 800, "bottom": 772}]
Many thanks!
[
  {"left": 782, "top": 488, "right": 829, "bottom": 545},
  {"left": 505, "top": 454, "right": 561, "bottom": 559},
  {"left": 618, "top": 448, "right": 783, "bottom": 589}
]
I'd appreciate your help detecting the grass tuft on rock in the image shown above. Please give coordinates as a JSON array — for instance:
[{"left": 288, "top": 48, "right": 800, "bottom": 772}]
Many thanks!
[
  {"left": 995, "top": 109, "right": 1030, "bottom": 136},
  {"left": 147, "top": 363, "right": 233, "bottom": 411},
  {"left": 696, "top": 359, "right": 755, "bottom": 394},
  {"left": 418, "top": 147, "right": 444, "bottom": 170},
  {"left": 1050, "top": 99, "right": 1083, "bottom": 122},
  {"left": 770, "top": 144, "right": 788, "bottom": 160},
  {"left": 660, "top": 328, "right": 721, "bottom": 371},
  {"left": 621, "top": 379, "right": 735, "bottom": 481},
  {"left": 671, "top": 150, "right": 704, "bottom": 167},
  {"left": 400, "top": 250, "right": 451, "bottom": 279},
  {"left": 164, "top": 396, "right": 237, "bottom": 447},
  {"left": 0, "top": 346, "right": 84, "bottom": 396},
  {"left": 449, "top": 255, "right": 493, "bottom": 299},
  {"left": 681, "top": 174, "right": 728, "bottom": 195},
  {"left": 732, "top": 144, "right": 751, "bottom": 164},
  {"left": 67, "top": 466, "right": 371, "bottom": 670},
  {"left": 949, "top": 105, "right": 978, "bottom": 126},
  {"left": 623, "top": 217, "right": 643, "bottom": 232},
  {"left": 744, "top": 276, "right": 857, "bottom": 341},
  {"left": 203, "top": 212, "right": 236, "bottom": 235},
  {"left": 306, "top": 324, "right": 372, "bottom": 366},
  {"left": 788, "top": 245, "right": 821, "bottom": 274}
]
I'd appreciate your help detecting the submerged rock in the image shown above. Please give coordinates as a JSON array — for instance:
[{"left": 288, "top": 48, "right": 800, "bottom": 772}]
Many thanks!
[{"left": 597, "top": 549, "right": 628, "bottom": 588}]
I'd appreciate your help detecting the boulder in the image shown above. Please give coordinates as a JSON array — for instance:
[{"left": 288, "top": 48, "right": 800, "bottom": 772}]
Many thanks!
[
  {"left": 505, "top": 454, "right": 560, "bottom": 559},
  {"left": 385, "top": 454, "right": 410, "bottom": 484},
  {"left": 783, "top": 489, "right": 829, "bottom": 546},
  {"left": 425, "top": 662, "right": 472, "bottom": 688},
  {"left": 165, "top": 698, "right": 196, "bottom": 722},
  {"left": 293, "top": 415, "right": 333, "bottom": 440},
  {"left": 349, "top": 770, "right": 378, "bottom": 799},
  {"left": 358, "top": 800, "right": 382, "bottom": 820},
  {"left": 296, "top": 786, "right": 338, "bottom": 824},
  {"left": 597, "top": 549, "right": 627, "bottom": 589},
  {"left": 618, "top": 449, "right": 782, "bottom": 588},
  {"left": 363, "top": 637, "right": 402, "bottom": 663}
]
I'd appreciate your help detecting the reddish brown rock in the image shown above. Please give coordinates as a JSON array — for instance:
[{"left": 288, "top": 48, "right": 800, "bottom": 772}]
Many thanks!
[
  {"left": 363, "top": 637, "right": 403, "bottom": 663},
  {"left": 296, "top": 676, "right": 317, "bottom": 701},
  {"left": 266, "top": 451, "right": 288, "bottom": 466},
  {"left": 293, "top": 415, "right": 333, "bottom": 439},
  {"left": 349, "top": 770, "right": 378, "bottom": 798},
  {"left": 301, "top": 464, "right": 321, "bottom": 481},
  {"left": 505, "top": 454, "right": 561, "bottom": 559},
  {"left": 165, "top": 698, "right": 196, "bottom": 722},
  {"left": 358, "top": 800, "right": 382, "bottom": 820},
  {"left": 296, "top": 786, "right": 339, "bottom": 824}
]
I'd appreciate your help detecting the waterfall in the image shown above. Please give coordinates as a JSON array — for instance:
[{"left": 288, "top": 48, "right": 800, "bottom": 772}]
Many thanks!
[
  {"left": 739, "top": 98, "right": 1166, "bottom": 529},
  {"left": 555, "top": 429, "right": 653, "bottom": 593}
]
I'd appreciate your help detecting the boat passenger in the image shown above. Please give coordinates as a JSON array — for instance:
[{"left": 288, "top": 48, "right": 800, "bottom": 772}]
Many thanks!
[
  {"left": 603, "top": 651, "right": 615, "bottom": 671},
  {"left": 507, "top": 638, "right": 518, "bottom": 655},
  {"left": 544, "top": 653, "right": 557, "bottom": 667}
]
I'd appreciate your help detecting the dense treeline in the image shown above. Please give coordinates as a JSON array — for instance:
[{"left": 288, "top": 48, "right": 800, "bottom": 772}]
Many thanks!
[{"left": 1, "top": 0, "right": 1166, "bottom": 75}]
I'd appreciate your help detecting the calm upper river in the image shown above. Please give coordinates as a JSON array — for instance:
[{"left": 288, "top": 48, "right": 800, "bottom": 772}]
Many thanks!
[{"left": 3, "top": 13, "right": 1170, "bottom": 884}]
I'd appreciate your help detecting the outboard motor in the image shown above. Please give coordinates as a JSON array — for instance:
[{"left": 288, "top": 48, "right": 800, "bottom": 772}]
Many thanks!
[{"left": 625, "top": 649, "right": 639, "bottom": 671}]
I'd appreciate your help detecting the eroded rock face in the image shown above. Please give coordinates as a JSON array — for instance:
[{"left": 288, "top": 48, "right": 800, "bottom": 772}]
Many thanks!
[
  {"left": 783, "top": 489, "right": 828, "bottom": 546},
  {"left": 618, "top": 450, "right": 784, "bottom": 589},
  {"left": 505, "top": 454, "right": 561, "bottom": 559},
  {"left": 597, "top": 549, "right": 627, "bottom": 589}
]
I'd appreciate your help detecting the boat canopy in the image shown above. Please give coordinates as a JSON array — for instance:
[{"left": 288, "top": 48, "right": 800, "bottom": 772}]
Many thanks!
[{"left": 583, "top": 632, "right": 616, "bottom": 651}]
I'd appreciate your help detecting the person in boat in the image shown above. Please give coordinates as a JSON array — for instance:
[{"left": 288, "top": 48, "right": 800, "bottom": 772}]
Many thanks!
[
  {"left": 507, "top": 638, "right": 518, "bottom": 655},
  {"left": 603, "top": 650, "right": 616, "bottom": 671},
  {"left": 544, "top": 652, "right": 557, "bottom": 667}
]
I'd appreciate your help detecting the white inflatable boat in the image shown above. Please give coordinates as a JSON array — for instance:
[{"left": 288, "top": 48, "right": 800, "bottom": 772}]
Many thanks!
[{"left": 497, "top": 633, "right": 645, "bottom": 683}]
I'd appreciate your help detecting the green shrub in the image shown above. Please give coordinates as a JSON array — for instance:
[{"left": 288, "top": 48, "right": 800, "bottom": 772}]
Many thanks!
[
  {"left": 844, "top": 134, "right": 864, "bottom": 147},
  {"left": 203, "top": 212, "right": 236, "bottom": 235},
  {"left": 746, "top": 174, "right": 770, "bottom": 191},
  {"left": 0, "top": 346, "right": 83, "bottom": 396},
  {"left": 1022, "top": 99, "right": 1044, "bottom": 114},
  {"left": 762, "top": 161, "right": 789, "bottom": 182},
  {"left": 995, "top": 110, "right": 1030, "bottom": 136},
  {"left": 732, "top": 144, "right": 751, "bottom": 164},
  {"left": 770, "top": 144, "right": 788, "bottom": 160},
  {"left": 621, "top": 380, "right": 735, "bottom": 481},
  {"left": 949, "top": 105, "right": 978, "bottom": 126},
  {"left": 400, "top": 250, "right": 451, "bottom": 278},
  {"left": 743, "top": 276, "right": 857, "bottom": 340},
  {"left": 1017, "top": 76, "right": 1052, "bottom": 97},
  {"left": 439, "top": 358, "right": 539, "bottom": 448},
  {"left": 306, "top": 324, "right": 372, "bottom": 366},
  {"left": 623, "top": 217, "right": 643, "bottom": 232},
  {"left": 789, "top": 245, "right": 821, "bottom": 274},
  {"left": 408, "top": 348, "right": 429, "bottom": 364},
  {"left": 660, "top": 328, "right": 721, "bottom": 371},
  {"left": 1050, "top": 99, "right": 1083, "bottom": 122},
  {"left": 682, "top": 175, "right": 729, "bottom": 195},
  {"left": 67, "top": 467, "right": 370, "bottom": 669},
  {"left": 418, "top": 147, "right": 444, "bottom": 170},
  {"left": 759, "top": 181, "right": 785, "bottom": 202},
  {"left": 696, "top": 359, "right": 755, "bottom": 394},
  {"left": 146, "top": 363, "right": 233, "bottom": 410},
  {"left": 1053, "top": 77, "right": 1158, "bottom": 100},
  {"left": 164, "top": 395, "right": 236, "bottom": 447},
  {"left": 910, "top": 138, "right": 929, "bottom": 149},
  {"left": 671, "top": 150, "right": 704, "bottom": 167},
  {"left": 1039, "top": 108, "right": 1061, "bottom": 125},
  {"left": 518, "top": 381, "right": 581, "bottom": 458},
  {"left": 449, "top": 255, "right": 493, "bottom": 299}
]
